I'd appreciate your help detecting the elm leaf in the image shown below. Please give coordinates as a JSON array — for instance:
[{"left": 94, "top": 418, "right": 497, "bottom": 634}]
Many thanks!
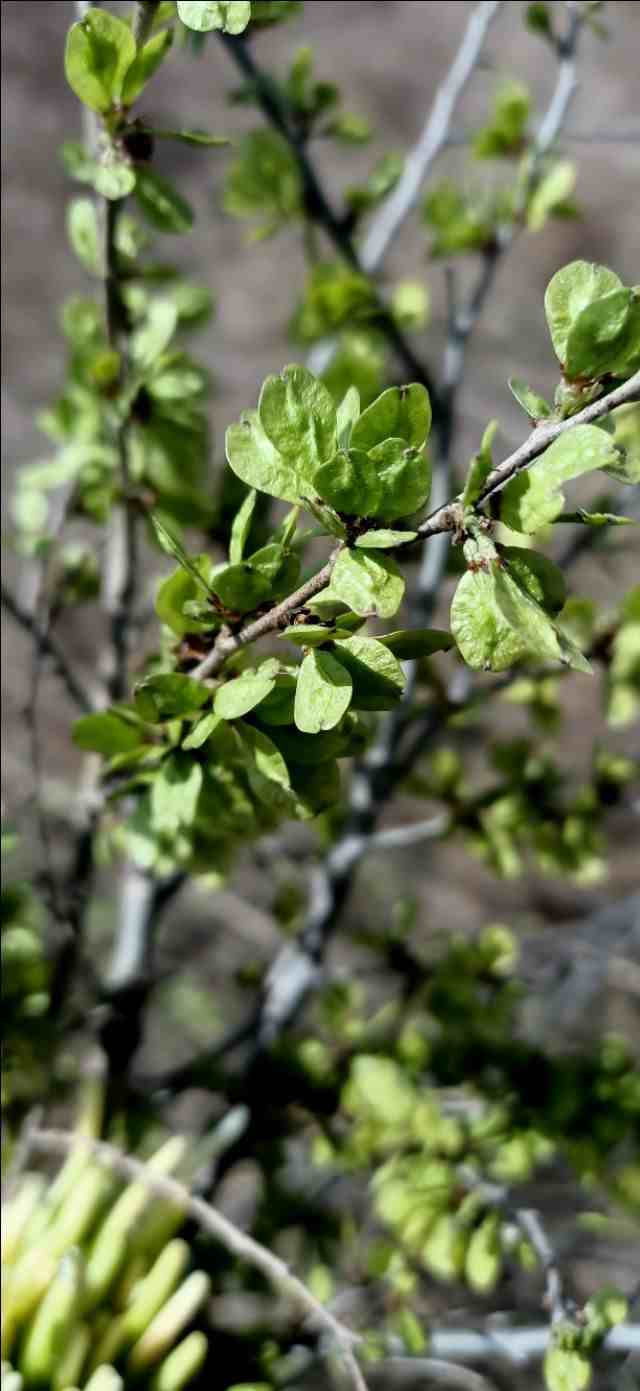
[
  {"left": 332, "top": 635, "right": 405, "bottom": 710},
  {"left": 214, "top": 664, "right": 279, "bottom": 720},
  {"left": 229, "top": 490, "right": 257, "bottom": 564},
  {"left": 500, "top": 425, "right": 623, "bottom": 532},
  {"left": 135, "top": 168, "right": 194, "bottom": 233},
  {"left": 73, "top": 711, "right": 143, "bottom": 755},
  {"left": 151, "top": 754, "right": 202, "bottom": 833},
  {"left": 350, "top": 383, "right": 432, "bottom": 452},
  {"left": 378, "top": 629, "right": 454, "bottom": 659},
  {"left": 121, "top": 27, "right": 173, "bottom": 106},
  {"left": 177, "top": 1, "right": 251, "bottom": 33},
  {"left": 294, "top": 650, "right": 353, "bottom": 733},
  {"left": 65, "top": 9, "right": 136, "bottom": 114},
  {"left": 330, "top": 548, "right": 405, "bottom": 619},
  {"left": 226, "top": 410, "right": 302, "bottom": 504},
  {"left": 544, "top": 261, "right": 622, "bottom": 363},
  {"left": 259, "top": 365, "right": 337, "bottom": 480},
  {"left": 564, "top": 288, "right": 638, "bottom": 380}
]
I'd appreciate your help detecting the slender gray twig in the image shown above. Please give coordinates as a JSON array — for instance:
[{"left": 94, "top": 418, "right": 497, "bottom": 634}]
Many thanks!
[
  {"left": 28, "top": 1128, "right": 369, "bottom": 1391},
  {"left": 1, "top": 582, "right": 92, "bottom": 713}
]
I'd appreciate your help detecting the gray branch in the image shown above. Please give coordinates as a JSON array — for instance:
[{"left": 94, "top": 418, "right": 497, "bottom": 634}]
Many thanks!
[{"left": 1, "top": 582, "right": 93, "bottom": 714}]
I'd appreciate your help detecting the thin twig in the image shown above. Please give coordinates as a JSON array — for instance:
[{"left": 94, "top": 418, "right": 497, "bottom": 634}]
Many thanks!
[
  {"left": 29, "top": 1128, "right": 369, "bottom": 1391},
  {"left": 219, "top": 32, "right": 438, "bottom": 405},
  {"left": 516, "top": 1208, "right": 569, "bottom": 1325},
  {"left": 1, "top": 582, "right": 92, "bottom": 713}
]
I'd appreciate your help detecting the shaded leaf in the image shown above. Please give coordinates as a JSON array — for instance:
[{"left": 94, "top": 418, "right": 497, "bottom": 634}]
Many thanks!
[
  {"left": 134, "top": 673, "right": 209, "bottom": 721},
  {"left": 182, "top": 711, "right": 223, "bottom": 749},
  {"left": 73, "top": 711, "right": 142, "bottom": 755},
  {"left": 332, "top": 635, "right": 405, "bottom": 710},
  {"left": 378, "top": 628, "right": 454, "bottom": 659},
  {"left": 500, "top": 424, "right": 623, "bottom": 532},
  {"left": 135, "top": 168, "right": 194, "bottom": 233},
  {"left": 151, "top": 754, "right": 203, "bottom": 833}
]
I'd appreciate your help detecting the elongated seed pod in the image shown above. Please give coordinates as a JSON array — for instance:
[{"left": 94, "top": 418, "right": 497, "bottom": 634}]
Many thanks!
[
  {"left": 150, "top": 1332, "right": 208, "bottom": 1391},
  {"left": 53, "top": 1322, "right": 91, "bottom": 1391},
  {"left": 83, "top": 1368, "right": 123, "bottom": 1391},
  {"left": 83, "top": 1137, "right": 187, "bottom": 1310},
  {"left": 127, "top": 1272, "right": 211, "bottom": 1373},
  {"left": 1, "top": 1176, "right": 45, "bottom": 1265},
  {"left": 2, "top": 1248, "right": 58, "bottom": 1345},
  {"left": 45, "top": 1166, "right": 113, "bottom": 1261},
  {"left": 87, "top": 1242, "right": 189, "bottom": 1373},
  {"left": 19, "top": 1250, "right": 83, "bottom": 1385}
]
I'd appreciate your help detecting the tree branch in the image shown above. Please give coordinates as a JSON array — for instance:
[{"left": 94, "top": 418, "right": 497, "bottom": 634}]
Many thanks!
[
  {"left": 218, "top": 32, "right": 439, "bottom": 407},
  {"left": 1, "top": 582, "right": 93, "bottom": 714},
  {"left": 29, "top": 1128, "right": 370, "bottom": 1391}
]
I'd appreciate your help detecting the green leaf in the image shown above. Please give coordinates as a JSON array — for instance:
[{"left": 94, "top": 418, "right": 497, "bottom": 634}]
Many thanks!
[
  {"left": 250, "top": 0, "right": 302, "bottom": 22},
  {"left": 93, "top": 152, "right": 136, "bottom": 201},
  {"left": 229, "top": 490, "right": 257, "bottom": 564},
  {"left": 155, "top": 559, "right": 216, "bottom": 636},
  {"left": 527, "top": 160, "right": 576, "bottom": 232},
  {"left": 65, "top": 9, "right": 136, "bottom": 114},
  {"left": 544, "top": 1346, "right": 592, "bottom": 1391},
  {"left": 559, "top": 509, "right": 635, "bottom": 527},
  {"left": 544, "top": 261, "right": 622, "bottom": 363},
  {"left": 177, "top": 1, "right": 251, "bottom": 33},
  {"left": 346, "top": 152, "right": 404, "bottom": 214},
  {"left": 236, "top": 724, "right": 291, "bottom": 790},
  {"left": 121, "top": 28, "right": 173, "bottom": 106},
  {"left": 134, "top": 673, "right": 210, "bottom": 721},
  {"left": 609, "top": 403, "right": 640, "bottom": 482},
  {"left": 131, "top": 299, "right": 178, "bottom": 369},
  {"left": 214, "top": 663, "right": 279, "bottom": 720},
  {"left": 330, "top": 549, "right": 405, "bottom": 619},
  {"left": 135, "top": 168, "right": 194, "bottom": 233},
  {"left": 378, "top": 628, "right": 454, "bottom": 659},
  {"left": 226, "top": 410, "right": 302, "bottom": 504},
  {"left": 564, "top": 288, "right": 640, "bottom": 380},
  {"left": 151, "top": 516, "right": 214, "bottom": 594},
  {"left": 451, "top": 568, "right": 544, "bottom": 672},
  {"left": 355, "top": 529, "right": 417, "bottom": 548},
  {"left": 73, "top": 711, "right": 142, "bottom": 755},
  {"left": 367, "top": 439, "right": 431, "bottom": 521},
  {"left": 501, "top": 546, "right": 566, "bottom": 614},
  {"left": 336, "top": 386, "right": 361, "bottom": 449},
  {"left": 224, "top": 129, "right": 302, "bottom": 236},
  {"left": 151, "top": 754, "right": 203, "bottom": 833},
  {"left": 294, "top": 650, "right": 353, "bottom": 733},
  {"left": 500, "top": 424, "right": 623, "bottom": 532},
  {"left": 473, "top": 80, "right": 530, "bottom": 159},
  {"left": 508, "top": 377, "right": 552, "bottom": 421},
  {"left": 280, "top": 624, "right": 350, "bottom": 647},
  {"left": 462, "top": 421, "right": 498, "bottom": 508},
  {"left": 259, "top": 365, "right": 337, "bottom": 481},
  {"left": 210, "top": 562, "right": 272, "bottom": 614},
  {"left": 312, "top": 449, "right": 381, "bottom": 518},
  {"left": 465, "top": 1214, "right": 503, "bottom": 1294},
  {"left": 149, "top": 128, "right": 230, "bottom": 147},
  {"left": 182, "top": 711, "right": 222, "bottom": 749},
  {"left": 67, "top": 198, "right": 101, "bottom": 275},
  {"left": 332, "top": 635, "right": 405, "bottom": 710},
  {"left": 254, "top": 673, "right": 296, "bottom": 725},
  {"left": 351, "top": 384, "right": 432, "bottom": 453},
  {"left": 392, "top": 280, "right": 430, "bottom": 330}
]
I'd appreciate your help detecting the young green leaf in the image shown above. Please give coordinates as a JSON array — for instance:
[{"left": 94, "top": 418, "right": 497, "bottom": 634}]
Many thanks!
[
  {"left": 350, "top": 384, "right": 432, "bottom": 453},
  {"left": 93, "top": 152, "right": 136, "bottom": 201},
  {"left": 500, "top": 424, "right": 623, "bottom": 532},
  {"left": 451, "top": 568, "right": 527, "bottom": 672},
  {"left": 151, "top": 754, "right": 203, "bottom": 833},
  {"left": 229, "top": 490, "right": 257, "bottom": 564},
  {"left": 210, "top": 562, "right": 272, "bottom": 614},
  {"left": 147, "top": 128, "right": 230, "bottom": 147},
  {"left": 280, "top": 624, "right": 351, "bottom": 647},
  {"left": 367, "top": 439, "right": 432, "bottom": 521},
  {"left": 312, "top": 449, "right": 381, "bottom": 518},
  {"left": 378, "top": 629, "right": 454, "bottom": 659},
  {"left": 155, "top": 561, "right": 217, "bottom": 636},
  {"left": 527, "top": 159, "right": 576, "bottom": 232},
  {"left": 336, "top": 386, "right": 361, "bottom": 448},
  {"left": 564, "top": 288, "right": 640, "bottom": 380},
  {"left": 332, "top": 635, "right": 405, "bottom": 709},
  {"left": 330, "top": 548, "right": 405, "bottom": 619},
  {"left": 557, "top": 509, "right": 635, "bottom": 527},
  {"left": 135, "top": 168, "right": 194, "bottom": 233},
  {"left": 72, "top": 711, "right": 143, "bottom": 755},
  {"left": 214, "top": 663, "right": 279, "bottom": 720},
  {"left": 131, "top": 299, "right": 178, "bottom": 370},
  {"left": 508, "top": 378, "right": 552, "bottom": 421},
  {"left": 544, "top": 1345, "right": 592, "bottom": 1391},
  {"left": 182, "top": 711, "right": 222, "bottom": 749},
  {"left": 151, "top": 516, "right": 215, "bottom": 594},
  {"left": 294, "top": 650, "right": 353, "bottom": 733},
  {"left": 134, "top": 673, "right": 210, "bottom": 721},
  {"left": 65, "top": 9, "right": 136, "bottom": 114},
  {"left": 67, "top": 198, "right": 102, "bottom": 276},
  {"left": 254, "top": 673, "right": 297, "bottom": 725},
  {"left": 462, "top": 421, "right": 498, "bottom": 508},
  {"left": 544, "top": 261, "right": 622, "bottom": 363},
  {"left": 177, "top": 1, "right": 251, "bottom": 33},
  {"left": 236, "top": 724, "right": 291, "bottom": 790},
  {"left": 259, "top": 365, "right": 337, "bottom": 480},
  {"left": 501, "top": 546, "right": 567, "bottom": 614},
  {"left": 226, "top": 410, "right": 302, "bottom": 504},
  {"left": 465, "top": 1214, "right": 503, "bottom": 1294},
  {"left": 121, "top": 29, "right": 174, "bottom": 106},
  {"left": 355, "top": 529, "right": 417, "bottom": 548}
]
